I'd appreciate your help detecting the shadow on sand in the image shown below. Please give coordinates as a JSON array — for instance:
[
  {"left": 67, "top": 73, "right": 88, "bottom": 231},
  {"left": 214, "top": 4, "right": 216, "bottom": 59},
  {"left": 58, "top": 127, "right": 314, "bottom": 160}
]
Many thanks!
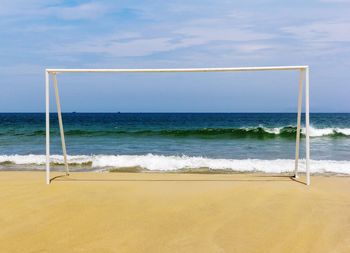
[{"left": 50, "top": 174, "right": 307, "bottom": 185}]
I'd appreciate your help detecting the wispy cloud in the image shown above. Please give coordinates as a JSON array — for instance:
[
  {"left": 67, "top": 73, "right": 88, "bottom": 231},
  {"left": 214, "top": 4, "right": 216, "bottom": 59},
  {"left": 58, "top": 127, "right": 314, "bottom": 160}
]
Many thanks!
[
  {"left": 49, "top": 2, "right": 109, "bottom": 20},
  {"left": 58, "top": 36, "right": 178, "bottom": 57},
  {"left": 0, "top": 1, "right": 349, "bottom": 62},
  {"left": 0, "top": 0, "right": 350, "bottom": 111},
  {"left": 0, "top": 0, "right": 42, "bottom": 17},
  {"left": 0, "top": 1, "right": 111, "bottom": 21},
  {"left": 283, "top": 20, "right": 350, "bottom": 42},
  {"left": 48, "top": 16, "right": 274, "bottom": 58}
]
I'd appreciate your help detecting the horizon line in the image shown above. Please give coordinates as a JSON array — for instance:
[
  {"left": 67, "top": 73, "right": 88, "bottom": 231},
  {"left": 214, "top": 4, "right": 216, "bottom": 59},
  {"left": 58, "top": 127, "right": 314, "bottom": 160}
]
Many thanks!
[{"left": 0, "top": 112, "right": 349, "bottom": 114}]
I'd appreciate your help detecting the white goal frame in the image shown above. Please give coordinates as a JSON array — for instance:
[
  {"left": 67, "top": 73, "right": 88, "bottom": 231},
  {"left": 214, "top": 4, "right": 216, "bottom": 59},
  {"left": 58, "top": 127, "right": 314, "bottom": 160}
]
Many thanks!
[{"left": 45, "top": 66, "right": 311, "bottom": 185}]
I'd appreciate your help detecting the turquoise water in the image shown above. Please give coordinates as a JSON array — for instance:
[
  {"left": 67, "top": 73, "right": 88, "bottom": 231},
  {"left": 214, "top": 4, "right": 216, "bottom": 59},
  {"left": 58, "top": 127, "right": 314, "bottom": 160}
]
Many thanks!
[{"left": 1, "top": 113, "right": 350, "bottom": 173}]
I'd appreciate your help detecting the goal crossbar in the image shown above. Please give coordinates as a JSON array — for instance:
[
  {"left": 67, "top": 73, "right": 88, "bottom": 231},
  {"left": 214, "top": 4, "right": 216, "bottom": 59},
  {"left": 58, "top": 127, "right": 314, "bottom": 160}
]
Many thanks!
[
  {"left": 47, "top": 66, "right": 308, "bottom": 74},
  {"left": 45, "top": 66, "right": 311, "bottom": 185}
]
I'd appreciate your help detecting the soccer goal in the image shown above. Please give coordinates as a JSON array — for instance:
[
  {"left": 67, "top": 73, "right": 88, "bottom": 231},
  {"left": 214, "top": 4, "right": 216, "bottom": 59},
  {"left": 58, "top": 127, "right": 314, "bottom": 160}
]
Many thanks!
[{"left": 45, "top": 66, "right": 311, "bottom": 185}]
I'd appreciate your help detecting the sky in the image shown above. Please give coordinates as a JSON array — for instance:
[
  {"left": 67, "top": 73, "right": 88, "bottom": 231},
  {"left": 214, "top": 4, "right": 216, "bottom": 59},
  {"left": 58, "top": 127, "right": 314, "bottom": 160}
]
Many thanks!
[{"left": 0, "top": 0, "right": 349, "bottom": 112}]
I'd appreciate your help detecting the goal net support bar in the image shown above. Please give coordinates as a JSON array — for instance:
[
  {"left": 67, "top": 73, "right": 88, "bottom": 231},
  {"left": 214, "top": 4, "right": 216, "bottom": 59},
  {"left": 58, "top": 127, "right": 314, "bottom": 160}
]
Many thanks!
[{"left": 45, "top": 66, "right": 311, "bottom": 185}]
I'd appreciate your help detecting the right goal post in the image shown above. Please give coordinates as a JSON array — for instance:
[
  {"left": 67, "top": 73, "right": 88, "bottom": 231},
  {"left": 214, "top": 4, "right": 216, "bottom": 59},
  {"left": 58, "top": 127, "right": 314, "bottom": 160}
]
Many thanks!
[{"left": 45, "top": 66, "right": 310, "bottom": 185}]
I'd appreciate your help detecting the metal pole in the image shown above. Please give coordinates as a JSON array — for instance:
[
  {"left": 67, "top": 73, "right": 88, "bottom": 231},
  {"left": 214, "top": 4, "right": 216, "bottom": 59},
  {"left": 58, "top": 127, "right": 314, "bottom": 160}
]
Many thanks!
[
  {"left": 53, "top": 74, "right": 69, "bottom": 176},
  {"left": 305, "top": 67, "right": 310, "bottom": 185},
  {"left": 45, "top": 71, "right": 50, "bottom": 184},
  {"left": 294, "top": 69, "right": 304, "bottom": 178}
]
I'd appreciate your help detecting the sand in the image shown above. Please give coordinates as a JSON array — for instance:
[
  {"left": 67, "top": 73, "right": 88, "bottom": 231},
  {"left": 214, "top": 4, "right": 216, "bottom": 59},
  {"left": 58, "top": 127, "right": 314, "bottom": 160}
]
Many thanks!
[{"left": 1, "top": 171, "right": 350, "bottom": 253}]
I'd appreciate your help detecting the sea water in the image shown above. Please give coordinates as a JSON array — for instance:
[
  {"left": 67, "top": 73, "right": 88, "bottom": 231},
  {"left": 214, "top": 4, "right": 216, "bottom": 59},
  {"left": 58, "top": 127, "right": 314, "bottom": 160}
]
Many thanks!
[{"left": 0, "top": 113, "right": 349, "bottom": 174}]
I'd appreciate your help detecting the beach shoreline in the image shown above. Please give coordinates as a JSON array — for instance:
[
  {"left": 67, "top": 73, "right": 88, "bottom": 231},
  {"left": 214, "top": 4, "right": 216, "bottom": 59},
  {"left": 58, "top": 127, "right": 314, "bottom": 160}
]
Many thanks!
[
  {"left": 2, "top": 164, "right": 350, "bottom": 178},
  {"left": 1, "top": 171, "right": 350, "bottom": 252}
]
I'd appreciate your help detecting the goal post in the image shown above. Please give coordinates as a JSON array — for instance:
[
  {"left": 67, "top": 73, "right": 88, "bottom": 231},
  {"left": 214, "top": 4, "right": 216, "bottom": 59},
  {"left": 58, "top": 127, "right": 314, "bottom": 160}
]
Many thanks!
[{"left": 45, "top": 66, "right": 311, "bottom": 185}]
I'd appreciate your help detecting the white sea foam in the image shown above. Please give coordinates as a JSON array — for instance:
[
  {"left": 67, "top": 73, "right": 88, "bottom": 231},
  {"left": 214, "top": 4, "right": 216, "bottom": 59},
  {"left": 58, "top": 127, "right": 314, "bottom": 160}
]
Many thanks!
[
  {"left": 301, "top": 126, "right": 350, "bottom": 137},
  {"left": 243, "top": 125, "right": 350, "bottom": 137},
  {"left": 305, "top": 127, "right": 350, "bottom": 137},
  {"left": 262, "top": 126, "right": 350, "bottom": 137},
  {"left": 264, "top": 127, "right": 282, "bottom": 134},
  {"left": 1, "top": 154, "right": 350, "bottom": 174},
  {"left": 0, "top": 154, "right": 91, "bottom": 165}
]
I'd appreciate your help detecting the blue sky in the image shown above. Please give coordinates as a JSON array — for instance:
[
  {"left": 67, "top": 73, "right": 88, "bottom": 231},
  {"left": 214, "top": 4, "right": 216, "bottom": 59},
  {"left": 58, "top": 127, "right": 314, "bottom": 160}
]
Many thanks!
[{"left": 0, "top": 0, "right": 349, "bottom": 112}]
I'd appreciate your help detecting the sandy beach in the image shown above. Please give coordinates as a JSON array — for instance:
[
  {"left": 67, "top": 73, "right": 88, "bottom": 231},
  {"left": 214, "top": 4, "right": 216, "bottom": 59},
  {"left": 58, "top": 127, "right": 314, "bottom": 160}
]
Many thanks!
[{"left": 1, "top": 171, "right": 349, "bottom": 253}]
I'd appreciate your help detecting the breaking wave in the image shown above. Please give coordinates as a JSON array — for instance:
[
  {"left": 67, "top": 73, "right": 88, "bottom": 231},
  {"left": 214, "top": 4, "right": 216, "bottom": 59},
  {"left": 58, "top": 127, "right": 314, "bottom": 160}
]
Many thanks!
[
  {"left": 1, "top": 154, "right": 350, "bottom": 174},
  {"left": 6, "top": 126, "right": 350, "bottom": 139}
]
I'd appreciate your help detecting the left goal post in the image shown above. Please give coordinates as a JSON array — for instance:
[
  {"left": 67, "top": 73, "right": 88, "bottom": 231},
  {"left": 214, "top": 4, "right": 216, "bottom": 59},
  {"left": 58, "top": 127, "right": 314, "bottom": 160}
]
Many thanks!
[{"left": 45, "top": 66, "right": 311, "bottom": 185}]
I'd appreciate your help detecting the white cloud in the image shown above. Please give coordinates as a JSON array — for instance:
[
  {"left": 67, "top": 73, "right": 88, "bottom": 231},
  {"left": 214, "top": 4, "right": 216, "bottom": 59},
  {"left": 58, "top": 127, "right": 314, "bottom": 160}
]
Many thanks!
[{"left": 1, "top": 0, "right": 349, "bottom": 65}]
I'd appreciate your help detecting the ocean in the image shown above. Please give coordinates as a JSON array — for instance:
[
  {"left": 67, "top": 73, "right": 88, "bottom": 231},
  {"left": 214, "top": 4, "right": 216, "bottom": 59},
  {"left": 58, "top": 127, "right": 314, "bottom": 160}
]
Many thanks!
[{"left": 0, "top": 113, "right": 349, "bottom": 174}]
